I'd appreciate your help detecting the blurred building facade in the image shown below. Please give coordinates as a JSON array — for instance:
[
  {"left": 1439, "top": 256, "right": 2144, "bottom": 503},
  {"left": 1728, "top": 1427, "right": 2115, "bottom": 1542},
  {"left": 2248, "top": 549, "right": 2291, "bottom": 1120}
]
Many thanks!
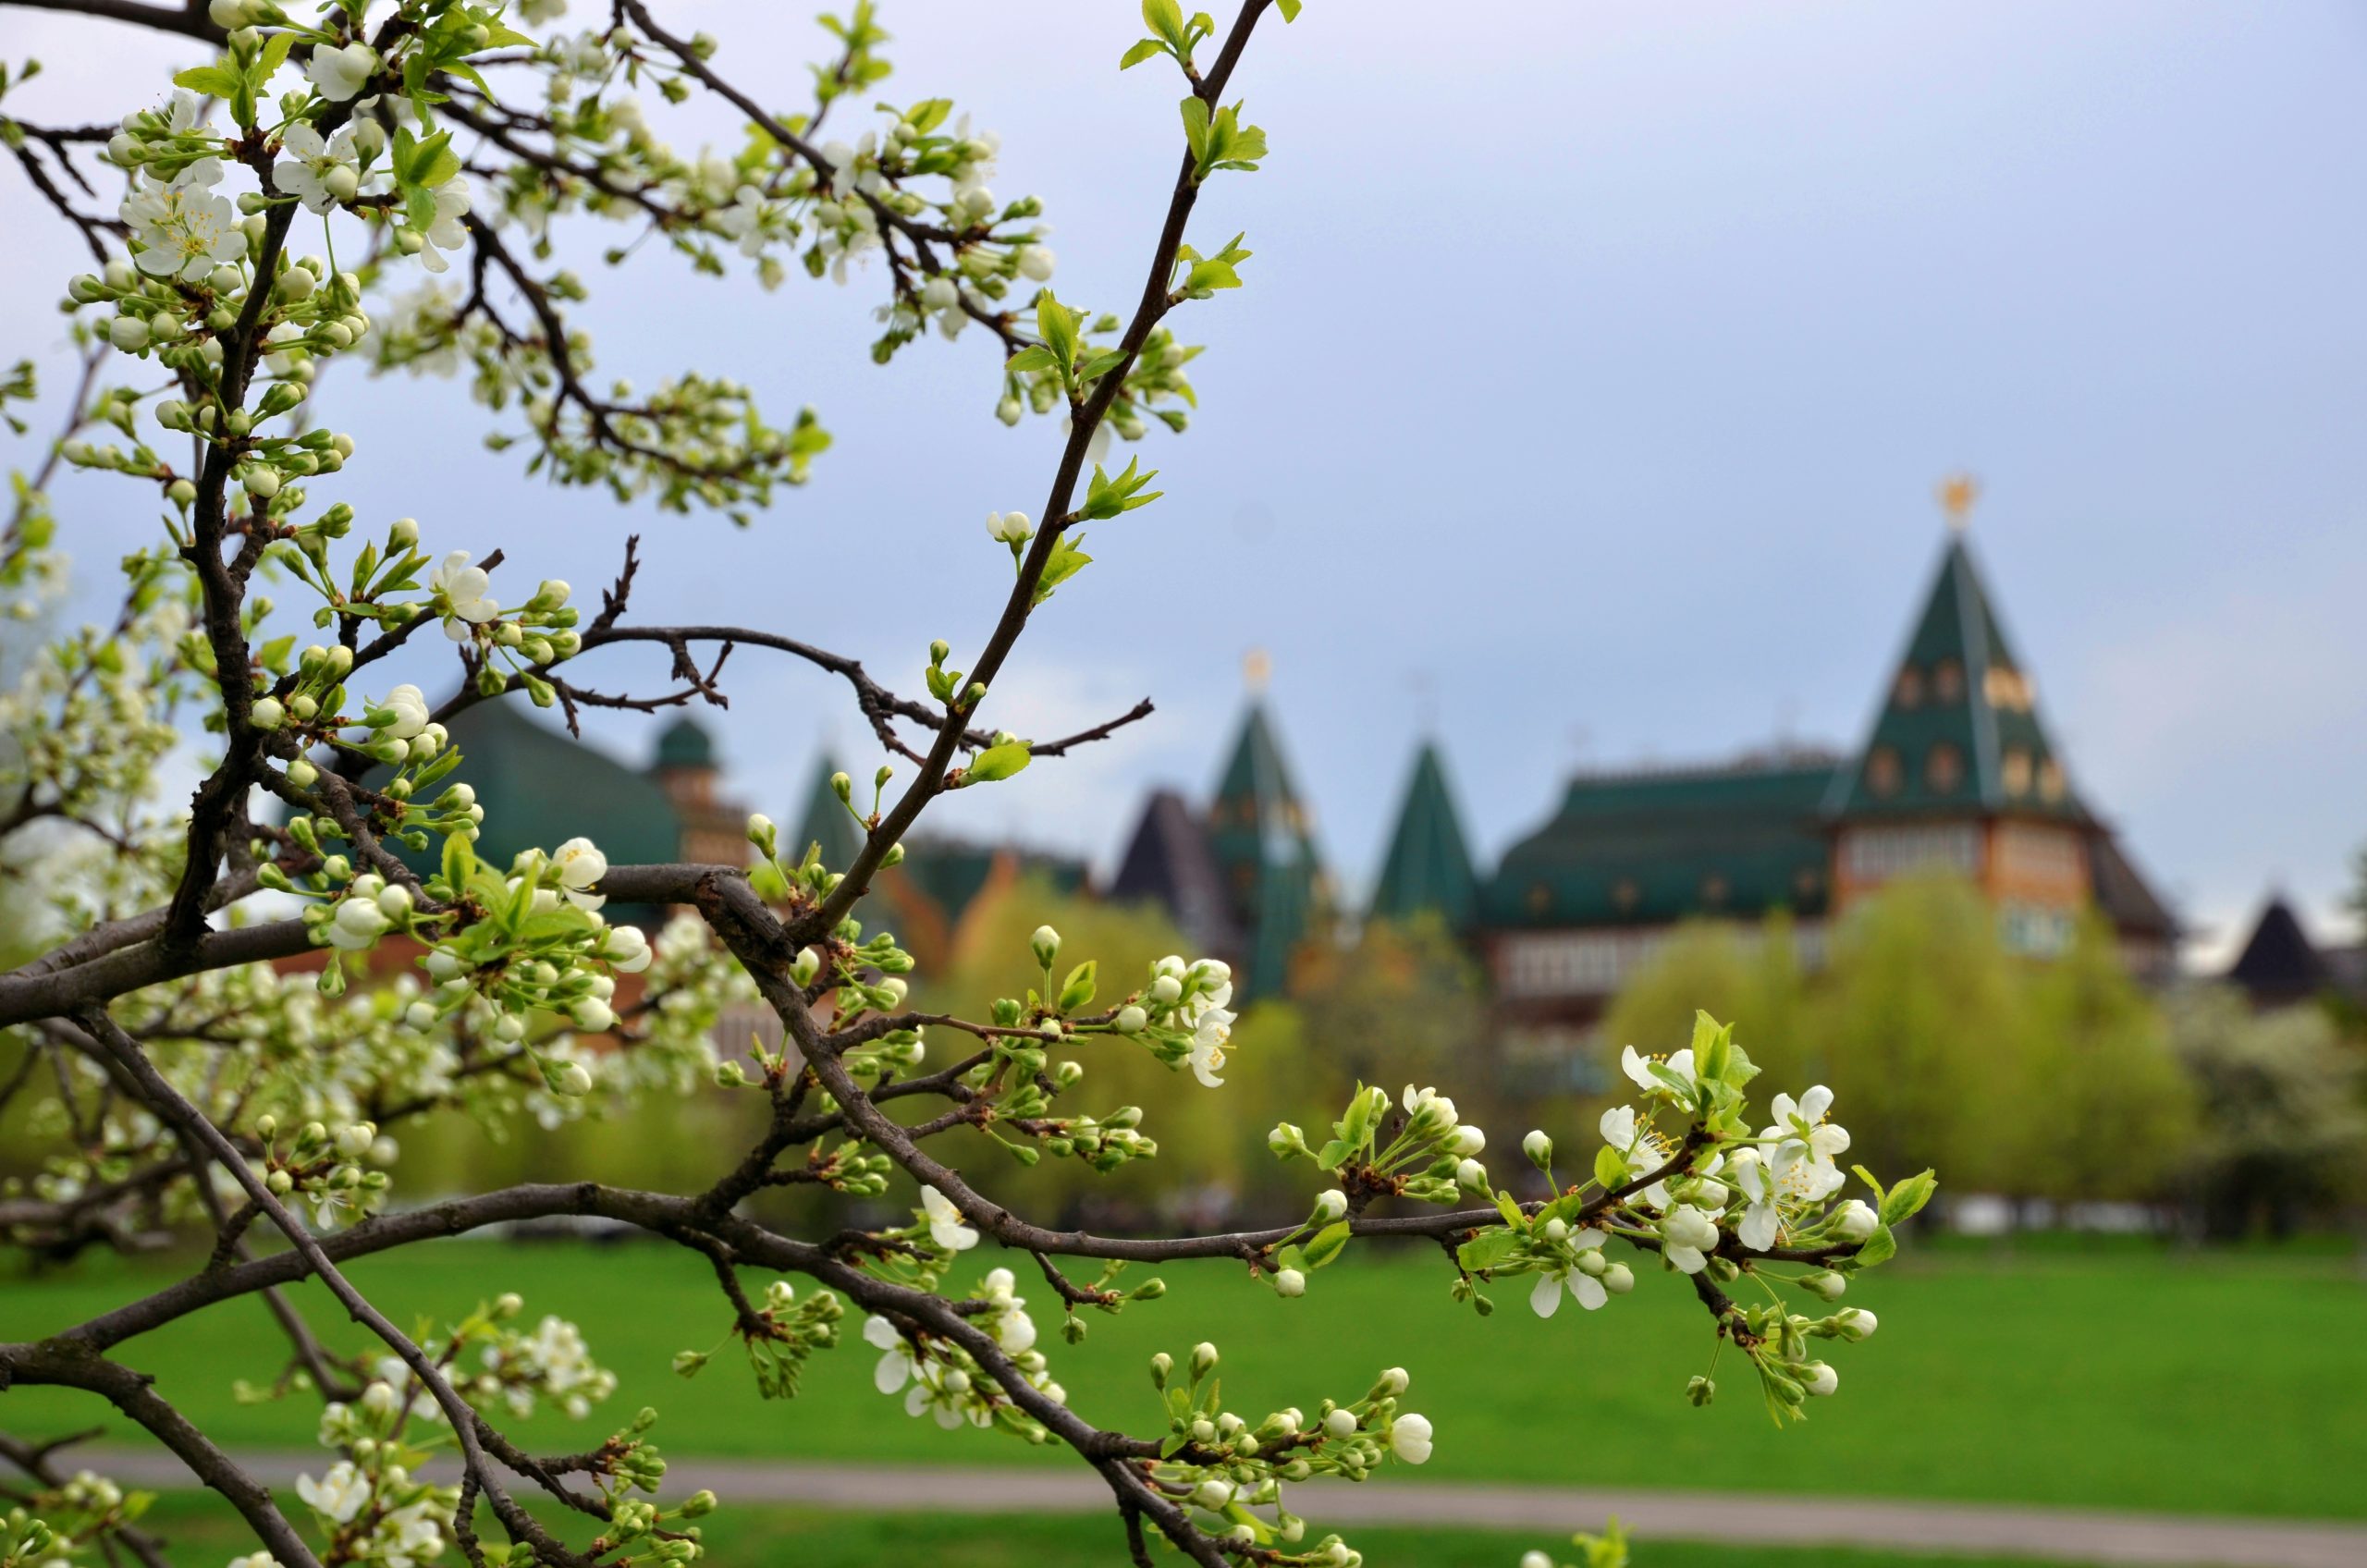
[{"left": 393, "top": 517, "right": 2196, "bottom": 1039}]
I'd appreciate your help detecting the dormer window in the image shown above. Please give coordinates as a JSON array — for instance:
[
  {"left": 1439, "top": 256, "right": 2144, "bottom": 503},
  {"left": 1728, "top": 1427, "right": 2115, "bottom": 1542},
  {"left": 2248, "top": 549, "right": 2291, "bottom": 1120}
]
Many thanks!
[
  {"left": 2001, "top": 747, "right": 2034, "bottom": 796},
  {"left": 1925, "top": 741, "right": 1964, "bottom": 794},
  {"left": 1932, "top": 657, "right": 1965, "bottom": 704},
  {"left": 1894, "top": 666, "right": 1924, "bottom": 709},
  {"left": 1866, "top": 746, "right": 1902, "bottom": 798}
]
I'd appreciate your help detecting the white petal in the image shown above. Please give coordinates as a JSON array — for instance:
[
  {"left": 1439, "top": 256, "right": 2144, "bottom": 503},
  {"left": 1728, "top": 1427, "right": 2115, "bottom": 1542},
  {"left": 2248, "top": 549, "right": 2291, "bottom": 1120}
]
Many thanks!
[
  {"left": 1529, "top": 1271, "right": 1563, "bottom": 1319},
  {"left": 1571, "top": 1273, "right": 1608, "bottom": 1311}
]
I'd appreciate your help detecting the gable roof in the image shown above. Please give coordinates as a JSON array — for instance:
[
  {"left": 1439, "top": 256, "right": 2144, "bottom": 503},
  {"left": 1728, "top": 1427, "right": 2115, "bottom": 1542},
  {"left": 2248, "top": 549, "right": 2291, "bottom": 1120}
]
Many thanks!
[
  {"left": 1828, "top": 535, "right": 2088, "bottom": 824},
  {"left": 1487, "top": 753, "right": 1840, "bottom": 928},
  {"left": 1370, "top": 741, "right": 1479, "bottom": 932}
]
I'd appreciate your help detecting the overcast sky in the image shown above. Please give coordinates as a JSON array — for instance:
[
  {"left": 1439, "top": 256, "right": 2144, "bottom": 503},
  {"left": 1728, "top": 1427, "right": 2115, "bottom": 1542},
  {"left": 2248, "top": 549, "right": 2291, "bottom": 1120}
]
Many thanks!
[{"left": 6, "top": 0, "right": 2363, "bottom": 960}]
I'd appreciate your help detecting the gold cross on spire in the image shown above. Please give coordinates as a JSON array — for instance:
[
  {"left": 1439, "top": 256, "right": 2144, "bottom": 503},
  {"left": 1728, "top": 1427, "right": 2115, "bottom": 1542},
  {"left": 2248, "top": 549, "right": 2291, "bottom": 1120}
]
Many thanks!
[
  {"left": 1243, "top": 647, "right": 1271, "bottom": 694},
  {"left": 1938, "top": 472, "right": 1980, "bottom": 533}
]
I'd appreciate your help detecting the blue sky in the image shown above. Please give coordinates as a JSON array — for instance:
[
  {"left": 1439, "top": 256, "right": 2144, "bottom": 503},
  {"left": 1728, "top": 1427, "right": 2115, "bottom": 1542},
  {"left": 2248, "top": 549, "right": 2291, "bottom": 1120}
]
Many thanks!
[{"left": 6, "top": 0, "right": 2363, "bottom": 959}]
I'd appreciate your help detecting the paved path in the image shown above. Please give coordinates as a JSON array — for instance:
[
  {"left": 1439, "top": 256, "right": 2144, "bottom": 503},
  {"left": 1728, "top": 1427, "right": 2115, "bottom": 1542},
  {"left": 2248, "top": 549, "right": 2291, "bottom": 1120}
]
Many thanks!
[{"left": 79, "top": 1451, "right": 2367, "bottom": 1568}]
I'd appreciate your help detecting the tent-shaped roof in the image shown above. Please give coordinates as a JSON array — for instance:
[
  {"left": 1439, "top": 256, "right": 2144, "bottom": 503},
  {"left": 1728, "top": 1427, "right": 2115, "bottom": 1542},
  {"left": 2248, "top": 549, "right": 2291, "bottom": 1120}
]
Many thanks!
[
  {"left": 790, "top": 753, "right": 865, "bottom": 873},
  {"left": 2226, "top": 895, "right": 2330, "bottom": 1004},
  {"left": 1369, "top": 742, "right": 1478, "bottom": 932},
  {"left": 1828, "top": 535, "right": 2087, "bottom": 824},
  {"left": 1205, "top": 700, "right": 1326, "bottom": 997},
  {"left": 1108, "top": 789, "right": 1241, "bottom": 959}
]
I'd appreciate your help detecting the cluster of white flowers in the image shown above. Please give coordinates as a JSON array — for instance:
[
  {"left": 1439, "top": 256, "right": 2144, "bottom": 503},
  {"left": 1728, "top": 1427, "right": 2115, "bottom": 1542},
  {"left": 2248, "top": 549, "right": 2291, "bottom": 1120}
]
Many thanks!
[
  {"left": 1114, "top": 953, "right": 1236, "bottom": 1087},
  {"left": 862, "top": 1280, "right": 1066, "bottom": 1436}
]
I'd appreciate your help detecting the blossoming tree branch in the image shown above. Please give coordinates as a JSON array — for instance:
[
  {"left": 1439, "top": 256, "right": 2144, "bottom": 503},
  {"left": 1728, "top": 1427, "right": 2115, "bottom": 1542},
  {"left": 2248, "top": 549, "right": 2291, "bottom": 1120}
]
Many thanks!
[{"left": 0, "top": 2, "right": 1934, "bottom": 1564}]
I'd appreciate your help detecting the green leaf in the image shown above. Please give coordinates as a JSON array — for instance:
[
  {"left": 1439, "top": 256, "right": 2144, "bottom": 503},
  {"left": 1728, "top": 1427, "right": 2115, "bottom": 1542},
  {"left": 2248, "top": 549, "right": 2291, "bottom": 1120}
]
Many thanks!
[
  {"left": 964, "top": 741, "right": 1032, "bottom": 784},
  {"left": 1119, "top": 37, "right": 1166, "bottom": 70},
  {"left": 1491, "top": 1188, "right": 1525, "bottom": 1228},
  {"left": 1854, "top": 1223, "right": 1898, "bottom": 1268},
  {"left": 1592, "top": 1144, "right": 1627, "bottom": 1192},
  {"left": 1300, "top": 1221, "right": 1351, "bottom": 1268},
  {"left": 173, "top": 64, "right": 241, "bottom": 98},
  {"left": 1880, "top": 1169, "right": 1938, "bottom": 1227},
  {"left": 1314, "top": 1139, "right": 1354, "bottom": 1171},
  {"left": 1276, "top": 0, "right": 1303, "bottom": 18},
  {"left": 1057, "top": 960, "right": 1098, "bottom": 1013},
  {"left": 1178, "top": 95, "right": 1211, "bottom": 165},
  {"left": 1034, "top": 290, "right": 1080, "bottom": 374},
  {"left": 440, "top": 828, "right": 476, "bottom": 892},
  {"left": 1003, "top": 344, "right": 1057, "bottom": 374},
  {"left": 1455, "top": 1229, "right": 1522, "bottom": 1272},
  {"left": 1144, "top": 0, "right": 1188, "bottom": 46}
]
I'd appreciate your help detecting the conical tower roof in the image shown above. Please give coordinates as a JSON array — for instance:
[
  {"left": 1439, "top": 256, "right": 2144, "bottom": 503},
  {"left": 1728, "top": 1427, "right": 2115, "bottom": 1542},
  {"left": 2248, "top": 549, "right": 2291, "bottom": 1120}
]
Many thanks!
[
  {"left": 2227, "top": 895, "right": 2329, "bottom": 1004},
  {"left": 1206, "top": 698, "right": 1326, "bottom": 998},
  {"left": 791, "top": 753, "right": 865, "bottom": 873},
  {"left": 1828, "top": 534, "right": 2087, "bottom": 823},
  {"left": 1370, "top": 741, "right": 1478, "bottom": 932}
]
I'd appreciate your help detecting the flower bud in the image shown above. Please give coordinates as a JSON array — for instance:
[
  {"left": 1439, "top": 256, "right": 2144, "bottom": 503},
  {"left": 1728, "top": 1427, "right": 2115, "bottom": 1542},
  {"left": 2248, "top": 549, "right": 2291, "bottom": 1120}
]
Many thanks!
[
  {"left": 1322, "top": 1407, "right": 1358, "bottom": 1439},
  {"left": 249, "top": 696, "right": 285, "bottom": 729},
  {"left": 1114, "top": 1004, "right": 1147, "bottom": 1034},
  {"left": 1030, "top": 924, "right": 1060, "bottom": 968},
  {"left": 1273, "top": 1268, "right": 1306, "bottom": 1298},
  {"left": 1313, "top": 1188, "right": 1347, "bottom": 1222},
  {"left": 1190, "top": 1341, "right": 1219, "bottom": 1377},
  {"left": 1832, "top": 1199, "right": 1878, "bottom": 1242},
  {"left": 1802, "top": 1269, "right": 1847, "bottom": 1300},
  {"left": 1522, "top": 1129, "right": 1554, "bottom": 1170}
]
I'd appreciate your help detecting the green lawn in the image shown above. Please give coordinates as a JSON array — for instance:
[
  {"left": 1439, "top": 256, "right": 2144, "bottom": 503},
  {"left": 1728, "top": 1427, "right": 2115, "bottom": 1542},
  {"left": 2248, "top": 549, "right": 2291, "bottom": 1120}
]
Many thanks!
[
  {"left": 3, "top": 1238, "right": 2361, "bottom": 1521},
  {"left": 118, "top": 1491, "right": 2108, "bottom": 1568}
]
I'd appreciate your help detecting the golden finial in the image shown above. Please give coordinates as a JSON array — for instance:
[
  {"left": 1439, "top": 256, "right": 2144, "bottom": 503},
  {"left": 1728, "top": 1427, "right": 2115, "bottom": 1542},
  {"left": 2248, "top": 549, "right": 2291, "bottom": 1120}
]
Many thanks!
[
  {"left": 1938, "top": 472, "right": 1980, "bottom": 533},
  {"left": 1243, "top": 647, "right": 1271, "bottom": 694}
]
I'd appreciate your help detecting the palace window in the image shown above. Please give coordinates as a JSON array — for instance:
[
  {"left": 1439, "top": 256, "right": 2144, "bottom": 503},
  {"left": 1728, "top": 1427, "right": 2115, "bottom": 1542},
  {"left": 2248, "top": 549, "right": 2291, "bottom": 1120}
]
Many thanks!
[
  {"left": 1932, "top": 657, "right": 1965, "bottom": 704},
  {"left": 1866, "top": 746, "right": 1902, "bottom": 798},
  {"left": 1894, "top": 666, "right": 1924, "bottom": 709},
  {"left": 2001, "top": 747, "right": 2033, "bottom": 796},
  {"left": 2039, "top": 758, "right": 2067, "bottom": 803},
  {"left": 1925, "top": 741, "right": 1964, "bottom": 794}
]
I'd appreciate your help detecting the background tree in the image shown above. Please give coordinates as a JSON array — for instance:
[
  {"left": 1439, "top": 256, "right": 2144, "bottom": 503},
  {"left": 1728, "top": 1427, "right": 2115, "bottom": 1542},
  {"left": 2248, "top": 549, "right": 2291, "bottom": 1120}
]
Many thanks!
[
  {"left": 2168, "top": 989, "right": 2366, "bottom": 1240},
  {"left": 0, "top": 4, "right": 1925, "bottom": 1566}
]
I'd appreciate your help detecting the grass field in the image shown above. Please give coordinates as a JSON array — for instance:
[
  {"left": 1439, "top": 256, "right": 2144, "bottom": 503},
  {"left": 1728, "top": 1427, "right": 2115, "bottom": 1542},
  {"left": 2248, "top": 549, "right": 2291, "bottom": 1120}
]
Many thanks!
[
  {"left": 3, "top": 1237, "right": 2361, "bottom": 1523},
  {"left": 117, "top": 1490, "right": 2107, "bottom": 1568}
]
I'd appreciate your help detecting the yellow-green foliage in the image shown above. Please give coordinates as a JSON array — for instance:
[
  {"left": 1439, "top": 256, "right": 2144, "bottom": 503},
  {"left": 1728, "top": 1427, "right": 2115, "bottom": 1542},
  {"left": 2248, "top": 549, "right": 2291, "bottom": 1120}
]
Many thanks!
[
  {"left": 1604, "top": 874, "right": 2198, "bottom": 1201},
  {"left": 913, "top": 873, "right": 1329, "bottom": 1217}
]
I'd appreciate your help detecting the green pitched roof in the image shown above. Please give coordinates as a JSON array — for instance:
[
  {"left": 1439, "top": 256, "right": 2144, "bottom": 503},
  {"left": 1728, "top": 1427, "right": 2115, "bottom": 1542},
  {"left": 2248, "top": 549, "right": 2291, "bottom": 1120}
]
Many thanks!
[
  {"left": 374, "top": 700, "right": 681, "bottom": 920},
  {"left": 1828, "top": 536, "right": 2087, "bottom": 823},
  {"left": 1486, "top": 756, "right": 1837, "bottom": 928},
  {"left": 653, "top": 716, "right": 716, "bottom": 770},
  {"left": 791, "top": 753, "right": 865, "bottom": 873},
  {"left": 1370, "top": 741, "right": 1478, "bottom": 932},
  {"left": 1206, "top": 700, "right": 1326, "bottom": 998}
]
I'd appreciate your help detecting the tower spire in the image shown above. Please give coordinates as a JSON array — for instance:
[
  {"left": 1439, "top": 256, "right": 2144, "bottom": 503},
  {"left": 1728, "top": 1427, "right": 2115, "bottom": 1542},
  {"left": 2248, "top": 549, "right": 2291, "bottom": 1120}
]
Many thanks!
[{"left": 1938, "top": 472, "right": 1980, "bottom": 534}]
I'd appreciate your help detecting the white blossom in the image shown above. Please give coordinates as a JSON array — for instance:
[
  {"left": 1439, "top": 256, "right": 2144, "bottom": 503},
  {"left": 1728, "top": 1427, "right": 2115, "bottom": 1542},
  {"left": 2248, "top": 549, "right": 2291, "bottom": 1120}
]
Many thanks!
[
  {"left": 1659, "top": 1203, "right": 1722, "bottom": 1274},
  {"left": 429, "top": 550, "right": 501, "bottom": 635},
  {"left": 306, "top": 42, "right": 381, "bottom": 104},
  {"left": 919, "top": 1184, "right": 977, "bottom": 1251},
  {"left": 1388, "top": 1411, "right": 1433, "bottom": 1464},
  {"left": 121, "top": 159, "right": 242, "bottom": 282},
  {"left": 551, "top": 837, "right": 607, "bottom": 910},
  {"left": 276, "top": 122, "right": 360, "bottom": 214},
  {"left": 414, "top": 179, "right": 473, "bottom": 273},
  {"left": 295, "top": 1461, "right": 370, "bottom": 1524}
]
